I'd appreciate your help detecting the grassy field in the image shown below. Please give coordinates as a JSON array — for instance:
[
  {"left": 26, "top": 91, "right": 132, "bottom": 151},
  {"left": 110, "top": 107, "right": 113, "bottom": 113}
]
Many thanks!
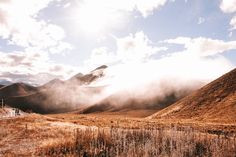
[
  {"left": 37, "top": 126, "right": 236, "bottom": 157},
  {"left": 0, "top": 113, "right": 236, "bottom": 156}
]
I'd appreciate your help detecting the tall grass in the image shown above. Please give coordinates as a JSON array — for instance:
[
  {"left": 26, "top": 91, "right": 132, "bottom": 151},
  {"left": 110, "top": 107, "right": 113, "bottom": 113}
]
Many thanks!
[{"left": 37, "top": 125, "right": 236, "bottom": 157}]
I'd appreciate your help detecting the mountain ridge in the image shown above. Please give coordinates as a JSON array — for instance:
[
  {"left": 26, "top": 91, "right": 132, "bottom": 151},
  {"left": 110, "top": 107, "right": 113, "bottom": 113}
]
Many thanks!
[
  {"left": 149, "top": 68, "right": 236, "bottom": 123},
  {"left": 1, "top": 65, "right": 108, "bottom": 113}
]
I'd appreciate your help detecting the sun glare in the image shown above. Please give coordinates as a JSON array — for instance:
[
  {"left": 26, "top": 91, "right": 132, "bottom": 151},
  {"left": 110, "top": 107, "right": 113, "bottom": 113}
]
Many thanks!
[{"left": 74, "top": 1, "right": 126, "bottom": 34}]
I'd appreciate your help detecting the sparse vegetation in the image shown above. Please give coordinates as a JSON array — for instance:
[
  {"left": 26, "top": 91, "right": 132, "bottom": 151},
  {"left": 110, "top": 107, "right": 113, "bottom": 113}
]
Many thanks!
[
  {"left": 1, "top": 114, "right": 236, "bottom": 156},
  {"left": 37, "top": 125, "right": 236, "bottom": 157}
]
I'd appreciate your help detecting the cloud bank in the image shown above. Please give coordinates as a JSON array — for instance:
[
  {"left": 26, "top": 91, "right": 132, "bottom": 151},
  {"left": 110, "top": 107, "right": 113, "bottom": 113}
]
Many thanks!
[
  {"left": 164, "top": 37, "right": 236, "bottom": 56},
  {"left": 0, "top": 50, "right": 76, "bottom": 85},
  {"left": 82, "top": 32, "right": 235, "bottom": 110},
  {"left": 0, "top": 0, "right": 72, "bottom": 53},
  {"left": 0, "top": 0, "right": 76, "bottom": 85}
]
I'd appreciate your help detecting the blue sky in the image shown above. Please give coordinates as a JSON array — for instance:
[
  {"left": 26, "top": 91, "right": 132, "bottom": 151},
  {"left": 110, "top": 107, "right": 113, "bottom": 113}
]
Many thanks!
[{"left": 0, "top": 0, "right": 235, "bottom": 85}]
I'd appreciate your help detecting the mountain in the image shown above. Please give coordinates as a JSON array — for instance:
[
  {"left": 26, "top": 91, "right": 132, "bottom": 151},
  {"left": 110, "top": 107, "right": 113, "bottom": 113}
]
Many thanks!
[
  {"left": 5, "top": 91, "right": 69, "bottom": 113},
  {"left": 149, "top": 68, "right": 236, "bottom": 123},
  {"left": 92, "top": 65, "right": 108, "bottom": 71},
  {"left": 68, "top": 65, "right": 107, "bottom": 85},
  {"left": 3, "top": 65, "right": 107, "bottom": 114},
  {"left": 40, "top": 78, "right": 64, "bottom": 90},
  {"left": 0, "top": 83, "right": 38, "bottom": 99}
]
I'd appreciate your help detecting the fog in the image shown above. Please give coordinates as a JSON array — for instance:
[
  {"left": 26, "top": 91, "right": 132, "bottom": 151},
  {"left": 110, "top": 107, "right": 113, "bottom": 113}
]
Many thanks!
[
  {"left": 62, "top": 53, "right": 233, "bottom": 113},
  {"left": 5, "top": 52, "right": 233, "bottom": 114}
]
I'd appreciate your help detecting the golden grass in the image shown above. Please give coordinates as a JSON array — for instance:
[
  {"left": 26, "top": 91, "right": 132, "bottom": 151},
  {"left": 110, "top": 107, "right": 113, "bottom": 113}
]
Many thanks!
[
  {"left": 37, "top": 125, "right": 236, "bottom": 157},
  {"left": 1, "top": 113, "right": 236, "bottom": 156}
]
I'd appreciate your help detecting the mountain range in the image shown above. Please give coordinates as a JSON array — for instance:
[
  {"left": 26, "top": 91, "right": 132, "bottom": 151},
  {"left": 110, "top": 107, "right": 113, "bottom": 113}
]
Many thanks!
[
  {"left": 0, "top": 65, "right": 107, "bottom": 113},
  {"left": 1, "top": 65, "right": 235, "bottom": 122}
]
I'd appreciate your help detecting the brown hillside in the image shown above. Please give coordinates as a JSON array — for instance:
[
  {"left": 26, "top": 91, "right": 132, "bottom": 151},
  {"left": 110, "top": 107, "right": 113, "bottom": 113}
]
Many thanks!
[
  {"left": 5, "top": 84, "right": 104, "bottom": 114},
  {"left": 149, "top": 68, "right": 236, "bottom": 123},
  {"left": 40, "top": 78, "right": 64, "bottom": 90},
  {"left": 0, "top": 83, "right": 38, "bottom": 99}
]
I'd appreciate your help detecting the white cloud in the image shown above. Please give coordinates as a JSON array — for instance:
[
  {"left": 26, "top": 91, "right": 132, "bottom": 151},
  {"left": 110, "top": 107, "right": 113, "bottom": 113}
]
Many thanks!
[
  {"left": 88, "top": 33, "right": 235, "bottom": 94},
  {"left": 220, "top": 0, "right": 236, "bottom": 13},
  {"left": 197, "top": 17, "right": 205, "bottom": 25},
  {"left": 63, "top": 2, "right": 71, "bottom": 8},
  {"left": 87, "top": 33, "right": 236, "bottom": 71},
  {"left": 135, "top": 0, "right": 168, "bottom": 17},
  {"left": 116, "top": 31, "right": 167, "bottom": 62},
  {"left": 49, "top": 41, "right": 73, "bottom": 54},
  {"left": 0, "top": 0, "right": 72, "bottom": 54},
  {"left": 0, "top": 0, "right": 75, "bottom": 84},
  {"left": 86, "top": 32, "right": 235, "bottom": 94},
  {"left": 220, "top": 0, "right": 236, "bottom": 30},
  {"left": 93, "top": 50, "right": 234, "bottom": 98},
  {"left": 0, "top": 50, "right": 76, "bottom": 85},
  {"left": 85, "top": 47, "right": 118, "bottom": 67},
  {"left": 122, "top": 54, "right": 231, "bottom": 84},
  {"left": 230, "top": 16, "right": 236, "bottom": 30},
  {"left": 164, "top": 37, "right": 236, "bottom": 56},
  {"left": 73, "top": 0, "right": 168, "bottom": 34},
  {"left": 79, "top": 0, "right": 167, "bottom": 18},
  {"left": 85, "top": 31, "right": 167, "bottom": 67}
]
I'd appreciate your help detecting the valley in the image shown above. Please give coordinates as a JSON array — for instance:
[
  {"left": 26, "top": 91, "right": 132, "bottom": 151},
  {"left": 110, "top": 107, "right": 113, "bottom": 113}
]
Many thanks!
[{"left": 0, "top": 67, "right": 236, "bottom": 156}]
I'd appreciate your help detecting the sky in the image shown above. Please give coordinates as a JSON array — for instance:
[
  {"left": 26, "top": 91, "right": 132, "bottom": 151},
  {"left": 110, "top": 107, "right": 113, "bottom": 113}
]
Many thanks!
[{"left": 0, "top": 0, "right": 236, "bottom": 85}]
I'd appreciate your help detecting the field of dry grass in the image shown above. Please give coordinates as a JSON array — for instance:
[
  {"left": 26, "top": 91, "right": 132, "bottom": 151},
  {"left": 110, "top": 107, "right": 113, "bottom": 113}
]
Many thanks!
[
  {"left": 37, "top": 126, "right": 236, "bottom": 157},
  {"left": 0, "top": 114, "right": 80, "bottom": 156},
  {"left": 0, "top": 113, "right": 236, "bottom": 156}
]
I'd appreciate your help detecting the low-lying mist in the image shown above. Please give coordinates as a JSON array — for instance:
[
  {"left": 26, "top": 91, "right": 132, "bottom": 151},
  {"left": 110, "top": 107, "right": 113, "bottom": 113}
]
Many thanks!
[
  {"left": 80, "top": 53, "right": 233, "bottom": 112},
  {"left": 47, "top": 53, "right": 233, "bottom": 113},
  {"left": 6, "top": 52, "right": 233, "bottom": 114}
]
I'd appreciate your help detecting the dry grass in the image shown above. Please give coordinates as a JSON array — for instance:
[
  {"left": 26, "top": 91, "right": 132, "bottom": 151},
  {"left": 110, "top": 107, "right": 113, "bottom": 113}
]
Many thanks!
[
  {"left": 1, "top": 113, "right": 236, "bottom": 156},
  {"left": 37, "top": 125, "right": 236, "bottom": 157},
  {"left": 0, "top": 114, "right": 78, "bottom": 156}
]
